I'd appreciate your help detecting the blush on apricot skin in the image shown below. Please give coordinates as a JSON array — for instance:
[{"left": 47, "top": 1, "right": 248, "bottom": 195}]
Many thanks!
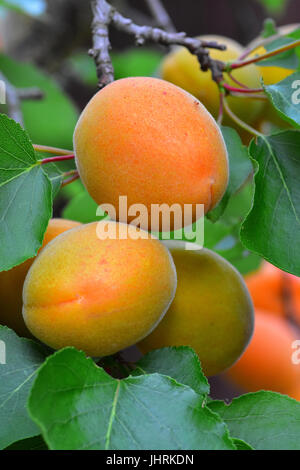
[
  {"left": 22, "top": 221, "right": 177, "bottom": 357},
  {"left": 0, "top": 218, "right": 81, "bottom": 337}
]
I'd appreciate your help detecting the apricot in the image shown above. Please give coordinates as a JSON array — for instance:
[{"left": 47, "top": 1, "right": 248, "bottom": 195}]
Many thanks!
[
  {"left": 138, "top": 243, "right": 254, "bottom": 376},
  {"left": 161, "top": 35, "right": 264, "bottom": 126},
  {"left": 245, "top": 262, "right": 300, "bottom": 322},
  {"left": 73, "top": 77, "right": 228, "bottom": 231},
  {"left": 22, "top": 221, "right": 177, "bottom": 357},
  {"left": 248, "top": 24, "right": 299, "bottom": 86},
  {"left": 0, "top": 218, "right": 81, "bottom": 337},
  {"left": 224, "top": 310, "right": 300, "bottom": 395},
  {"left": 250, "top": 46, "right": 294, "bottom": 86}
]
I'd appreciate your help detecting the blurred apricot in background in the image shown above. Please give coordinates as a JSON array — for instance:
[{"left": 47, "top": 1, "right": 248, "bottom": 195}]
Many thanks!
[
  {"left": 245, "top": 262, "right": 300, "bottom": 322},
  {"left": 224, "top": 262, "right": 300, "bottom": 400}
]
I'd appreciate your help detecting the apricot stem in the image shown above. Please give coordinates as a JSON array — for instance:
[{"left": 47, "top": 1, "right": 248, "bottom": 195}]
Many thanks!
[
  {"left": 33, "top": 144, "right": 74, "bottom": 156},
  {"left": 40, "top": 154, "right": 75, "bottom": 164},
  {"left": 223, "top": 83, "right": 264, "bottom": 94},
  {"left": 238, "top": 31, "right": 297, "bottom": 61},
  {"left": 223, "top": 99, "right": 262, "bottom": 138},
  {"left": 61, "top": 171, "right": 80, "bottom": 187},
  {"left": 229, "top": 93, "right": 267, "bottom": 101},
  {"left": 229, "top": 38, "right": 300, "bottom": 70},
  {"left": 227, "top": 71, "right": 249, "bottom": 89}
]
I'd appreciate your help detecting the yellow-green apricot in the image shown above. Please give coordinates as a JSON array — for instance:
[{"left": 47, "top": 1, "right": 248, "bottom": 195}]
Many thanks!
[
  {"left": 139, "top": 243, "right": 254, "bottom": 376},
  {"left": 161, "top": 35, "right": 265, "bottom": 128}
]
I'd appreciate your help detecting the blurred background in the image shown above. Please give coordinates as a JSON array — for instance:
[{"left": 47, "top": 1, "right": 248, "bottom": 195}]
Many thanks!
[{"left": 0, "top": 0, "right": 300, "bottom": 402}]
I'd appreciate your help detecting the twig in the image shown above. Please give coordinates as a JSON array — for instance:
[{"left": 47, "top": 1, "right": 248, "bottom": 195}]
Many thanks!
[
  {"left": 112, "top": 0, "right": 155, "bottom": 27},
  {"left": 40, "top": 154, "right": 75, "bottom": 164},
  {"left": 89, "top": 0, "right": 115, "bottom": 87},
  {"left": 33, "top": 144, "right": 73, "bottom": 156},
  {"left": 61, "top": 171, "right": 80, "bottom": 187},
  {"left": 89, "top": 0, "right": 226, "bottom": 88},
  {"left": 0, "top": 72, "right": 23, "bottom": 125},
  {"left": 144, "top": 0, "right": 176, "bottom": 33},
  {"left": 238, "top": 29, "right": 299, "bottom": 61},
  {"left": 228, "top": 93, "right": 267, "bottom": 100},
  {"left": 63, "top": 169, "right": 78, "bottom": 177},
  {"left": 223, "top": 83, "right": 264, "bottom": 94},
  {"left": 0, "top": 72, "right": 44, "bottom": 126},
  {"left": 17, "top": 88, "right": 44, "bottom": 101},
  {"left": 230, "top": 39, "right": 300, "bottom": 71}
]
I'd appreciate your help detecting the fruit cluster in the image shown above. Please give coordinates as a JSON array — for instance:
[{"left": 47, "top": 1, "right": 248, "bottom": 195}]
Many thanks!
[{"left": 1, "top": 28, "right": 299, "bottom": 391}]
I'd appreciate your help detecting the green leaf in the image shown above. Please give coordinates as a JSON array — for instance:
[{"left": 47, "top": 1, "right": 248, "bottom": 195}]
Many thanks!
[
  {"left": 0, "top": 54, "right": 78, "bottom": 149},
  {"left": 204, "top": 218, "right": 234, "bottom": 249},
  {"left": 209, "top": 392, "right": 300, "bottom": 450},
  {"left": 261, "top": 18, "right": 278, "bottom": 37},
  {"left": 0, "top": 327, "right": 49, "bottom": 449},
  {"left": 0, "top": 166, "right": 52, "bottom": 271},
  {"left": 241, "top": 132, "right": 300, "bottom": 276},
  {"left": 133, "top": 347, "right": 210, "bottom": 397},
  {"left": 0, "top": 113, "right": 36, "bottom": 185},
  {"left": 5, "top": 435, "right": 47, "bottom": 450},
  {"left": 207, "top": 127, "right": 253, "bottom": 222},
  {"left": 258, "top": 37, "right": 299, "bottom": 70},
  {"left": 216, "top": 241, "right": 262, "bottom": 275},
  {"left": 232, "top": 438, "right": 254, "bottom": 450},
  {"left": 0, "top": 115, "right": 52, "bottom": 271},
  {"left": 42, "top": 163, "right": 63, "bottom": 198},
  {"left": 28, "top": 348, "right": 235, "bottom": 450},
  {"left": 264, "top": 72, "right": 300, "bottom": 128},
  {"left": 204, "top": 183, "right": 262, "bottom": 275}
]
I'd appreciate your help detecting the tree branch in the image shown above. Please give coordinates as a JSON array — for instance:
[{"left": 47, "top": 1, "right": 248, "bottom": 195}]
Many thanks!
[
  {"left": 89, "top": 0, "right": 226, "bottom": 89},
  {"left": 0, "top": 72, "right": 44, "bottom": 126},
  {"left": 144, "top": 0, "right": 176, "bottom": 33},
  {"left": 17, "top": 88, "right": 44, "bottom": 100},
  {"left": 0, "top": 73, "right": 23, "bottom": 125},
  {"left": 89, "top": 0, "right": 115, "bottom": 87}
]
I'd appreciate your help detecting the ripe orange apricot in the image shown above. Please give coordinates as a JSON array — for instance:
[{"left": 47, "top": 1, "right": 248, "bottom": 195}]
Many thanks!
[
  {"left": 138, "top": 243, "right": 254, "bottom": 376},
  {"left": 22, "top": 221, "right": 177, "bottom": 357},
  {"left": 0, "top": 218, "right": 81, "bottom": 337},
  {"left": 73, "top": 77, "right": 229, "bottom": 231},
  {"left": 161, "top": 35, "right": 264, "bottom": 127},
  {"left": 245, "top": 262, "right": 300, "bottom": 322},
  {"left": 224, "top": 310, "right": 300, "bottom": 395}
]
